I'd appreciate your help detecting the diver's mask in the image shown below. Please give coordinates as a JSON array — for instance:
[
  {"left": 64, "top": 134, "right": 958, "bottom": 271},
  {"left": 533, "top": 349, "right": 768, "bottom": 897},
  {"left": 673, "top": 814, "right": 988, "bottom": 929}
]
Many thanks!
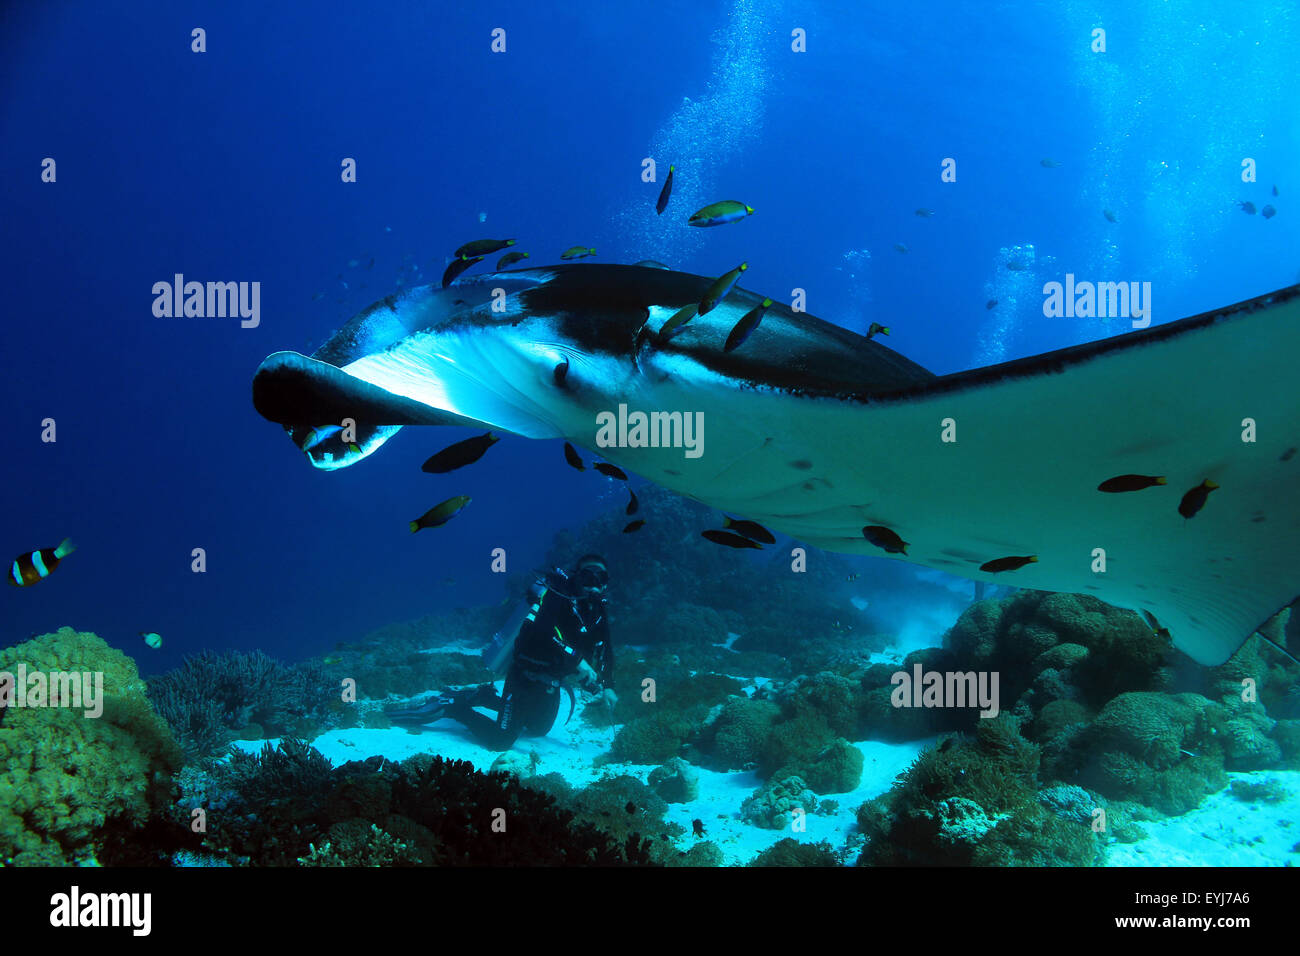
[{"left": 576, "top": 563, "right": 609, "bottom": 598}]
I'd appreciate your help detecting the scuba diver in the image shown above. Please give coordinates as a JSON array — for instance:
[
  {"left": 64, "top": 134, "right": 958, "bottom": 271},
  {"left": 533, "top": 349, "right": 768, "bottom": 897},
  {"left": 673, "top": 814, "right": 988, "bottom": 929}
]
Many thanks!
[{"left": 387, "top": 553, "right": 617, "bottom": 751}]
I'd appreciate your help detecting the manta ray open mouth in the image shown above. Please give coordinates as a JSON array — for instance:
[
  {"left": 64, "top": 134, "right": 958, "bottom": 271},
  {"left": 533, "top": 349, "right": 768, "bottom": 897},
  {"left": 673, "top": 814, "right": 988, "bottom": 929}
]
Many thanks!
[{"left": 253, "top": 264, "right": 1300, "bottom": 667}]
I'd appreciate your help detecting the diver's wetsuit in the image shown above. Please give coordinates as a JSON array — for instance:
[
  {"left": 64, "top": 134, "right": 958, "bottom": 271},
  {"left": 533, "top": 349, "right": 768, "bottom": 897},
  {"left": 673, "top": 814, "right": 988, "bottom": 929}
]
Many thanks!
[{"left": 447, "top": 571, "right": 613, "bottom": 751}]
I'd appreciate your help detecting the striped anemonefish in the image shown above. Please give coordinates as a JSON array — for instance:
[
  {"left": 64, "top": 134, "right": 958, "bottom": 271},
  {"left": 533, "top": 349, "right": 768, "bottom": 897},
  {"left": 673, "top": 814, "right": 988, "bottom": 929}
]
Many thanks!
[{"left": 9, "top": 538, "right": 75, "bottom": 586}]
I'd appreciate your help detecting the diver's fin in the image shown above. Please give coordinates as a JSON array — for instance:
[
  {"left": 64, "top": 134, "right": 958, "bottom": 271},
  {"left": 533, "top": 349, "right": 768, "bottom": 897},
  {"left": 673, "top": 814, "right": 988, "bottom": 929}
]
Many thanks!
[{"left": 252, "top": 351, "right": 489, "bottom": 428}]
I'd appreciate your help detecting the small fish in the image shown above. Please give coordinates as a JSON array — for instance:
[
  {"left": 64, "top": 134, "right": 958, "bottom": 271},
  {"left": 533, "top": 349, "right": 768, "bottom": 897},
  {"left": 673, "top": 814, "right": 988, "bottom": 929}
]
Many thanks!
[
  {"left": 594, "top": 462, "right": 628, "bottom": 481},
  {"left": 723, "top": 297, "right": 773, "bottom": 352},
  {"left": 914, "top": 208, "right": 934, "bottom": 218},
  {"left": 300, "top": 424, "right": 345, "bottom": 452},
  {"left": 1040, "top": 158, "right": 1061, "bottom": 168},
  {"left": 701, "top": 529, "right": 762, "bottom": 550},
  {"left": 1273, "top": 184, "right": 1279, "bottom": 196},
  {"left": 723, "top": 517, "right": 775, "bottom": 544},
  {"left": 846, "top": 573, "right": 860, "bottom": 582},
  {"left": 410, "top": 495, "right": 472, "bottom": 532},
  {"left": 561, "top": 246, "right": 596, "bottom": 260},
  {"left": 635, "top": 259, "right": 670, "bottom": 269},
  {"left": 1006, "top": 259, "right": 1029, "bottom": 272},
  {"left": 421, "top": 432, "right": 499, "bottom": 473},
  {"left": 1238, "top": 201, "right": 1257, "bottom": 215},
  {"left": 1103, "top": 208, "right": 1118, "bottom": 223},
  {"left": 861, "top": 525, "right": 907, "bottom": 555},
  {"left": 866, "top": 322, "right": 890, "bottom": 340},
  {"left": 1141, "top": 610, "right": 1171, "bottom": 641},
  {"left": 455, "top": 238, "right": 515, "bottom": 259},
  {"left": 554, "top": 358, "right": 569, "bottom": 387},
  {"left": 625, "top": 801, "right": 637, "bottom": 814},
  {"left": 656, "top": 164, "right": 674, "bottom": 215},
  {"left": 1261, "top": 205, "right": 1276, "bottom": 220},
  {"left": 1177, "top": 479, "right": 1219, "bottom": 519},
  {"left": 442, "top": 255, "right": 484, "bottom": 287},
  {"left": 626, "top": 489, "right": 639, "bottom": 515},
  {"left": 140, "top": 631, "right": 162, "bottom": 649},
  {"left": 985, "top": 299, "right": 998, "bottom": 310},
  {"left": 688, "top": 200, "right": 754, "bottom": 227},
  {"left": 658, "top": 303, "right": 698, "bottom": 340},
  {"left": 564, "top": 442, "right": 585, "bottom": 471},
  {"left": 894, "top": 243, "right": 908, "bottom": 253},
  {"left": 1098, "top": 474, "right": 1166, "bottom": 493},
  {"left": 322, "top": 655, "right": 344, "bottom": 665},
  {"left": 699, "top": 262, "right": 747, "bottom": 315},
  {"left": 623, "top": 519, "right": 646, "bottom": 533},
  {"left": 9, "top": 538, "right": 75, "bottom": 586},
  {"left": 497, "top": 251, "right": 530, "bottom": 269},
  {"left": 692, "top": 819, "right": 707, "bottom": 837},
  {"left": 979, "top": 555, "right": 1038, "bottom": 573}
]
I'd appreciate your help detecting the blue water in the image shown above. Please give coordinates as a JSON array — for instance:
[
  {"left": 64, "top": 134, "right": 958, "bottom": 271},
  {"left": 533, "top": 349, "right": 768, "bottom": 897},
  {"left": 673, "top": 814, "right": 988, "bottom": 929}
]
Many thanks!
[{"left": 2, "top": 0, "right": 1297, "bottom": 672}]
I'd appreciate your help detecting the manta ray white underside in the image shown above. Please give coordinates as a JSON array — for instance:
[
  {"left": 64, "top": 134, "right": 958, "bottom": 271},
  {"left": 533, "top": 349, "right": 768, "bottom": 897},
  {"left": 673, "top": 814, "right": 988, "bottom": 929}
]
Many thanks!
[{"left": 253, "top": 265, "right": 1300, "bottom": 666}]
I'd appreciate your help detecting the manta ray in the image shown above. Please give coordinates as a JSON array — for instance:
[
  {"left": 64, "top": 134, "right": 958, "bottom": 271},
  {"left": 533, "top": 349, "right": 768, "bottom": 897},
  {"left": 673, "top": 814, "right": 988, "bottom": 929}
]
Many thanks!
[{"left": 253, "top": 264, "right": 1300, "bottom": 666}]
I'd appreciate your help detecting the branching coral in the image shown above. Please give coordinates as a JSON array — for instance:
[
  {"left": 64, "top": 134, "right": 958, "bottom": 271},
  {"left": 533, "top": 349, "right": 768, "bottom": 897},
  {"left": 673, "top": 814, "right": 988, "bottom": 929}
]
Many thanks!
[{"left": 148, "top": 649, "right": 344, "bottom": 762}]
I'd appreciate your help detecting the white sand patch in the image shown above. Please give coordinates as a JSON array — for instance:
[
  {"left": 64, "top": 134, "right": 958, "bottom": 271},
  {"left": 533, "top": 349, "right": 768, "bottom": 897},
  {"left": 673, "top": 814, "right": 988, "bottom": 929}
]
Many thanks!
[{"left": 1107, "top": 770, "right": 1300, "bottom": 867}]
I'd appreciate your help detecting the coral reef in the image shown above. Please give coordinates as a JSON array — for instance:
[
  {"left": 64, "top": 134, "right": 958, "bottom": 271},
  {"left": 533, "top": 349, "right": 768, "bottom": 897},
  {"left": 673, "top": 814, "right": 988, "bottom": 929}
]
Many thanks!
[
  {"left": 695, "top": 696, "right": 780, "bottom": 771},
  {"left": 648, "top": 757, "right": 699, "bottom": 802},
  {"left": 0, "top": 628, "right": 181, "bottom": 865},
  {"left": 741, "top": 773, "right": 818, "bottom": 830},
  {"left": 148, "top": 649, "right": 343, "bottom": 762},
  {"left": 857, "top": 715, "right": 1105, "bottom": 866},
  {"left": 749, "top": 838, "right": 842, "bottom": 866},
  {"left": 178, "top": 741, "right": 658, "bottom": 866}
]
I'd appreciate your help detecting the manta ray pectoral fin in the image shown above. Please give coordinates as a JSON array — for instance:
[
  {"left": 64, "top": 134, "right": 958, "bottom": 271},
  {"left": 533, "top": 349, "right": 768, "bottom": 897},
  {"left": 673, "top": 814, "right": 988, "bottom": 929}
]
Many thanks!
[{"left": 253, "top": 351, "right": 488, "bottom": 428}]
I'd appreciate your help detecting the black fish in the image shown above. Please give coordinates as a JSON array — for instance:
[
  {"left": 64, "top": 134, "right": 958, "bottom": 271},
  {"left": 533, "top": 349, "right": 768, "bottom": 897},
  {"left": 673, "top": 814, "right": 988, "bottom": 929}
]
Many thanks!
[
  {"left": 1178, "top": 479, "right": 1219, "bottom": 519},
  {"left": 1098, "top": 474, "right": 1166, "bottom": 493},
  {"left": 623, "top": 519, "right": 645, "bottom": 533},
  {"left": 861, "top": 525, "right": 908, "bottom": 555},
  {"left": 985, "top": 299, "right": 998, "bottom": 310},
  {"left": 563, "top": 442, "right": 585, "bottom": 471},
  {"left": 626, "top": 489, "right": 639, "bottom": 515},
  {"left": 724, "top": 297, "right": 772, "bottom": 352},
  {"left": 421, "top": 432, "right": 498, "bottom": 473},
  {"left": 594, "top": 462, "right": 628, "bottom": 480},
  {"left": 979, "top": 555, "right": 1037, "bottom": 573},
  {"left": 455, "top": 238, "right": 515, "bottom": 259},
  {"left": 410, "top": 495, "right": 471, "bottom": 532},
  {"left": 722, "top": 516, "right": 775, "bottom": 544},
  {"left": 701, "top": 529, "right": 762, "bottom": 550},
  {"left": 442, "top": 255, "right": 484, "bottom": 287},
  {"left": 656, "top": 165, "right": 674, "bottom": 215}
]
